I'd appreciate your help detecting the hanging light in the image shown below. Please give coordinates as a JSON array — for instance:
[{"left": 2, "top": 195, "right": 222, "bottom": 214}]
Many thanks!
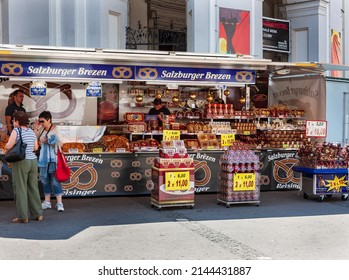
[
  {"left": 206, "top": 92, "right": 214, "bottom": 102},
  {"left": 189, "top": 92, "right": 197, "bottom": 100},
  {"left": 223, "top": 89, "right": 230, "bottom": 96},
  {"left": 135, "top": 94, "right": 143, "bottom": 103},
  {"left": 239, "top": 93, "right": 246, "bottom": 104}
]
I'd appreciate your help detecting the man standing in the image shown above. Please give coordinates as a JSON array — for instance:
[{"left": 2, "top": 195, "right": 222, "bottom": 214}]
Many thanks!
[
  {"left": 148, "top": 98, "right": 171, "bottom": 128},
  {"left": 5, "top": 89, "right": 26, "bottom": 135}
]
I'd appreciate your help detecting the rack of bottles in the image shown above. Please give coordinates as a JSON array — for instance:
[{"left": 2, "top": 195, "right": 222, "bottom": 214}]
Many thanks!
[{"left": 218, "top": 142, "right": 260, "bottom": 207}]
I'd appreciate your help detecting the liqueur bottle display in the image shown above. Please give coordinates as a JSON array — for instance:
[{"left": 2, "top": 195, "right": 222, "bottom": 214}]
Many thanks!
[{"left": 218, "top": 142, "right": 260, "bottom": 207}]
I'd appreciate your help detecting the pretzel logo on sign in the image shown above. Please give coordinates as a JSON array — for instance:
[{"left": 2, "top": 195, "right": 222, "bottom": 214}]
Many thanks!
[
  {"left": 104, "top": 184, "right": 117, "bottom": 192},
  {"left": 1, "top": 63, "right": 23, "bottom": 75},
  {"left": 110, "top": 159, "right": 123, "bottom": 168},
  {"left": 146, "top": 157, "right": 155, "bottom": 165},
  {"left": 124, "top": 185, "right": 134, "bottom": 192},
  {"left": 273, "top": 158, "right": 300, "bottom": 184},
  {"left": 193, "top": 160, "right": 211, "bottom": 187},
  {"left": 112, "top": 67, "right": 133, "bottom": 79},
  {"left": 0, "top": 175, "right": 9, "bottom": 181},
  {"left": 62, "top": 162, "right": 98, "bottom": 190},
  {"left": 11, "top": 82, "right": 76, "bottom": 119},
  {"left": 235, "top": 71, "right": 254, "bottom": 83},
  {"left": 137, "top": 67, "right": 158, "bottom": 79}
]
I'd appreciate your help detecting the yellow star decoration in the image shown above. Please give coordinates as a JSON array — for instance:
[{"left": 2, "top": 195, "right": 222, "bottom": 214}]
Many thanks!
[{"left": 325, "top": 175, "right": 348, "bottom": 192}]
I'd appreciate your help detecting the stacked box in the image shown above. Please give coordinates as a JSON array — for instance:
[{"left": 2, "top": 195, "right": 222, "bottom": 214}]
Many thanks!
[{"left": 151, "top": 140, "right": 195, "bottom": 208}]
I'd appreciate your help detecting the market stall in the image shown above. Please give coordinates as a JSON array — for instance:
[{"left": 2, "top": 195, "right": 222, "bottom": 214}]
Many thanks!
[{"left": 0, "top": 45, "right": 325, "bottom": 199}]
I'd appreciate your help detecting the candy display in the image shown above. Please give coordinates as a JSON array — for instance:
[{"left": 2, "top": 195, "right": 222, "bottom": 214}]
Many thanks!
[
  {"left": 297, "top": 142, "right": 349, "bottom": 169},
  {"left": 151, "top": 140, "right": 195, "bottom": 209}
]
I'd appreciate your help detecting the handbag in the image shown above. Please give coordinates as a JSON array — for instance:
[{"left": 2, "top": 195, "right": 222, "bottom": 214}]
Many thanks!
[
  {"left": 55, "top": 145, "right": 71, "bottom": 182},
  {"left": 36, "top": 126, "right": 50, "bottom": 158},
  {"left": 4, "top": 128, "right": 27, "bottom": 163}
]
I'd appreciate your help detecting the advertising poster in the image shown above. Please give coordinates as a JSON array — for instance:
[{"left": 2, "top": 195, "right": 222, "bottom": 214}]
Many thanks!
[
  {"left": 331, "top": 29, "right": 342, "bottom": 78},
  {"left": 268, "top": 75, "right": 326, "bottom": 120},
  {"left": 97, "top": 84, "right": 119, "bottom": 125},
  {"left": 258, "top": 150, "right": 300, "bottom": 191},
  {"left": 263, "top": 17, "right": 290, "bottom": 53},
  {"left": 218, "top": 7, "right": 250, "bottom": 55}
]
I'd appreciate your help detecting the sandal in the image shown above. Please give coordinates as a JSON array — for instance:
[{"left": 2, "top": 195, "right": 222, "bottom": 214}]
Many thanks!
[
  {"left": 11, "top": 218, "right": 29, "bottom": 223},
  {"left": 34, "top": 215, "right": 44, "bottom": 221}
]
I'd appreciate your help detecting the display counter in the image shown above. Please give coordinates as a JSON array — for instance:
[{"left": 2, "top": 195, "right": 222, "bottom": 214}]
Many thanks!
[
  {"left": 258, "top": 149, "right": 301, "bottom": 191},
  {"left": 293, "top": 166, "right": 349, "bottom": 201},
  {"left": 0, "top": 149, "right": 302, "bottom": 199}
]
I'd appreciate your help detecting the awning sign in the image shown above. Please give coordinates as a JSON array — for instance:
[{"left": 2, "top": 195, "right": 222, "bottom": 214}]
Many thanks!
[
  {"left": 0, "top": 61, "right": 255, "bottom": 84},
  {"left": 135, "top": 66, "right": 255, "bottom": 83}
]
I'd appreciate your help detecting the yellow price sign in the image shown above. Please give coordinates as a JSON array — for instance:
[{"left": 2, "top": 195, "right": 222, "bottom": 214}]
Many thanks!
[
  {"left": 233, "top": 173, "right": 256, "bottom": 191},
  {"left": 221, "top": 134, "right": 235, "bottom": 147},
  {"left": 243, "top": 131, "right": 251, "bottom": 135},
  {"left": 163, "top": 130, "right": 181, "bottom": 141},
  {"left": 165, "top": 171, "right": 190, "bottom": 191},
  {"left": 92, "top": 147, "right": 103, "bottom": 153}
]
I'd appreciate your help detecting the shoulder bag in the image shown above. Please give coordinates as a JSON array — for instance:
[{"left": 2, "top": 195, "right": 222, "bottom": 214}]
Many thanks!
[
  {"left": 36, "top": 125, "right": 52, "bottom": 158},
  {"left": 5, "top": 128, "right": 27, "bottom": 163},
  {"left": 55, "top": 145, "right": 71, "bottom": 182}
]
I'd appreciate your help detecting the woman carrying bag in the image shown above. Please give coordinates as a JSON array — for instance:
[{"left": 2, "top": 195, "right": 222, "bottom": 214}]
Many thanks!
[
  {"left": 5, "top": 111, "right": 43, "bottom": 223},
  {"left": 35, "top": 111, "right": 65, "bottom": 212}
]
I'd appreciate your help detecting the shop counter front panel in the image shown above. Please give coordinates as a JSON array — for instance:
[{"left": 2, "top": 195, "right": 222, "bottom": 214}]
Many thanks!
[{"left": 1, "top": 150, "right": 301, "bottom": 199}]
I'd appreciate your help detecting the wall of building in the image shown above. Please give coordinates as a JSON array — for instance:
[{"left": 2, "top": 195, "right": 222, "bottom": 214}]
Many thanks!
[
  {"left": 325, "top": 79, "right": 349, "bottom": 144},
  {"left": 5, "top": 0, "right": 50, "bottom": 45},
  {"left": 1, "top": 0, "right": 128, "bottom": 49}
]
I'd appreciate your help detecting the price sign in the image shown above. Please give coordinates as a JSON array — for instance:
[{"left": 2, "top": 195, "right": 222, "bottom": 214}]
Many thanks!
[
  {"left": 92, "top": 147, "right": 103, "bottom": 153},
  {"left": 233, "top": 173, "right": 256, "bottom": 191},
  {"left": 165, "top": 171, "right": 190, "bottom": 191},
  {"left": 163, "top": 130, "right": 180, "bottom": 140},
  {"left": 221, "top": 134, "right": 235, "bottom": 147},
  {"left": 306, "top": 120, "right": 327, "bottom": 138}
]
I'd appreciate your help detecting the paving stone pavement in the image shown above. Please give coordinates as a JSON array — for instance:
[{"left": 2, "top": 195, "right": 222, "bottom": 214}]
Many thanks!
[{"left": 0, "top": 191, "right": 349, "bottom": 260}]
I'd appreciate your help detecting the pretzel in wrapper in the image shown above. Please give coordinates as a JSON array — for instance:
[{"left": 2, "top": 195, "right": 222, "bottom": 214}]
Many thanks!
[{"left": 62, "top": 143, "right": 86, "bottom": 153}]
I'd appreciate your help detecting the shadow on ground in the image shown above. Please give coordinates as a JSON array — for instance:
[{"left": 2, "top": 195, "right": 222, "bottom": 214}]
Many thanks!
[{"left": 0, "top": 191, "right": 348, "bottom": 240}]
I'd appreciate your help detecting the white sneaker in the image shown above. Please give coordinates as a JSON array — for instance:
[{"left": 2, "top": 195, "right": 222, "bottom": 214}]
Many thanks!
[
  {"left": 56, "top": 203, "right": 64, "bottom": 212},
  {"left": 42, "top": 201, "right": 52, "bottom": 209}
]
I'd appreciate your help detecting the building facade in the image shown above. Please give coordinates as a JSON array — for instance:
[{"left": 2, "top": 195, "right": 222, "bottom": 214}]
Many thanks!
[{"left": 1, "top": 0, "right": 349, "bottom": 143}]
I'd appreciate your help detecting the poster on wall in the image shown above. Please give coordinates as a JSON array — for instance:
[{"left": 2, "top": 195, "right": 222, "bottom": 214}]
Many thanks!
[
  {"left": 268, "top": 75, "right": 326, "bottom": 121},
  {"left": 97, "top": 84, "right": 119, "bottom": 125},
  {"left": 263, "top": 17, "right": 290, "bottom": 53},
  {"left": 331, "top": 29, "right": 342, "bottom": 78},
  {"left": 218, "top": 7, "right": 250, "bottom": 55}
]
